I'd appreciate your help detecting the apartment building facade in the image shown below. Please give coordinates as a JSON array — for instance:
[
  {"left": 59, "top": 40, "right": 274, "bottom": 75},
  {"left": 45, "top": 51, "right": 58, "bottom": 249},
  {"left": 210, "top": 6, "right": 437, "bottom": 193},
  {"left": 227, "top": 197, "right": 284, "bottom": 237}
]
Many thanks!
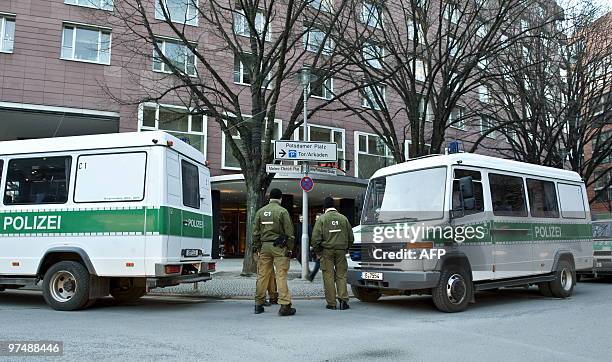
[{"left": 0, "top": 0, "right": 556, "bottom": 255}]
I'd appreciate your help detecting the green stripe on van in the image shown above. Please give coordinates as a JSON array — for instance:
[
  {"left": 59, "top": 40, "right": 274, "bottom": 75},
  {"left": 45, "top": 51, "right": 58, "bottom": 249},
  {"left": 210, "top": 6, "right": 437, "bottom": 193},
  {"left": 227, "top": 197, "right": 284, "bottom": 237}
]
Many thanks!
[{"left": 0, "top": 206, "right": 212, "bottom": 239}]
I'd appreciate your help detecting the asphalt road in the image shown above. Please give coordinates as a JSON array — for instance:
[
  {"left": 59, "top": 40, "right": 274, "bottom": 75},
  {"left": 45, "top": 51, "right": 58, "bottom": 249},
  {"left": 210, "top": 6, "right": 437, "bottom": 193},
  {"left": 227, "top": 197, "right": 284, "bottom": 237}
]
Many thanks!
[{"left": 1, "top": 279, "right": 612, "bottom": 362}]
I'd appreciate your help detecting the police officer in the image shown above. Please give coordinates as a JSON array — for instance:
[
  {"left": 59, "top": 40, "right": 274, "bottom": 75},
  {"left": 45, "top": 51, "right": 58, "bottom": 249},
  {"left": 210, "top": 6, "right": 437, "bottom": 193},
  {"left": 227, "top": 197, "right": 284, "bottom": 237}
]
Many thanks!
[
  {"left": 252, "top": 188, "right": 296, "bottom": 316},
  {"left": 312, "top": 197, "right": 354, "bottom": 310}
]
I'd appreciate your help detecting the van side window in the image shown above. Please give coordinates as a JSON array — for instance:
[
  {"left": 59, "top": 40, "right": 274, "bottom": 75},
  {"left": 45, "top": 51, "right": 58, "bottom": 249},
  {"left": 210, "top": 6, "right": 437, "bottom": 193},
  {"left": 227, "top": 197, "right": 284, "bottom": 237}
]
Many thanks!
[
  {"left": 489, "top": 173, "right": 528, "bottom": 217},
  {"left": 558, "top": 183, "right": 586, "bottom": 219},
  {"left": 181, "top": 160, "right": 200, "bottom": 209},
  {"left": 3, "top": 157, "right": 72, "bottom": 205},
  {"left": 452, "top": 169, "right": 484, "bottom": 215},
  {"left": 526, "top": 179, "right": 559, "bottom": 218}
]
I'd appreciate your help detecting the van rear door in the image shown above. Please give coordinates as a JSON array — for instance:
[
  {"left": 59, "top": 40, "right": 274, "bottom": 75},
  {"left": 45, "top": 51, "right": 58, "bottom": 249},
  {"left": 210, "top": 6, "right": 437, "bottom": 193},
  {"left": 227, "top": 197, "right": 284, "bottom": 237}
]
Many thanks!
[{"left": 175, "top": 158, "right": 208, "bottom": 261}]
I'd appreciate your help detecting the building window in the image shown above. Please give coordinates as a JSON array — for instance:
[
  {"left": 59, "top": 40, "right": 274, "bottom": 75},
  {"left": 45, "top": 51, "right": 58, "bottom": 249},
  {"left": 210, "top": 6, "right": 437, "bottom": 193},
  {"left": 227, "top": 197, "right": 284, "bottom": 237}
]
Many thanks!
[
  {"left": 449, "top": 106, "right": 466, "bottom": 130},
  {"left": 308, "top": 69, "right": 333, "bottom": 99},
  {"left": 155, "top": 0, "right": 198, "bottom": 26},
  {"left": 153, "top": 38, "right": 196, "bottom": 76},
  {"left": 355, "top": 132, "right": 395, "bottom": 179},
  {"left": 404, "top": 140, "right": 431, "bottom": 159},
  {"left": 140, "top": 103, "right": 207, "bottom": 156},
  {"left": 444, "top": 4, "right": 460, "bottom": 24},
  {"left": 363, "top": 42, "right": 383, "bottom": 69},
  {"left": 414, "top": 59, "right": 426, "bottom": 82},
  {"left": 234, "top": 9, "right": 269, "bottom": 40},
  {"left": 64, "top": 0, "right": 113, "bottom": 11},
  {"left": 406, "top": 20, "right": 424, "bottom": 43},
  {"left": 0, "top": 15, "right": 15, "bottom": 53},
  {"left": 476, "top": 23, "right": 488, "bottom": 38},
  {"left": 233, "top": 53, "right": 271, "bottom": 86},
  {"left": 480, "top": 116, "right": 498, "bottom": 139},
  {"left": 303, "top": 26, "right": 332, "bottom": 54},
  {"left": 594, "top": 171, "right": 612, "bottom": 202},
  {"left": 222, "top": 117, "right": 281, "bottom": 169},
  {"left": 478, "top": 85, "right": 490, "bottom": 103},
  {"left": 594, "top": 130, "right": 612, "bottom": 163},
  {"left": 4, "top": 157, "right": 72, "bottom": 205},
  {"left": 297, "top": 124, "right": 345, "bottom": 161},
  {"left": 361, "top": 1, "right": 382, "bottom": 28},
  {"left": 61, "top": 24, "right": 111, "bottom": 65},
  {"left": 362, "top": 84, "right": 386, "bottom": 110},
  {"left": 309, "top": 0, "right": 333, "bottom": 12}
]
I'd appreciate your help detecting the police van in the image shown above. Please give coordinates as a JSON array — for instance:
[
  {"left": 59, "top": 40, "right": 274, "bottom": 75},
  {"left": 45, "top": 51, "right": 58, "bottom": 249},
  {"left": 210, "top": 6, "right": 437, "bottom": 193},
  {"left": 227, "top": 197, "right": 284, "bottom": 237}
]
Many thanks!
[
  {"left": 578, "top": 219, "right": 612, "bottom": 278},
  {"left": 0, "top": 132, "right": 215, "bottom": 310},
  {"left": 348, "top": 153, "right": 593, "bottom": 312}
]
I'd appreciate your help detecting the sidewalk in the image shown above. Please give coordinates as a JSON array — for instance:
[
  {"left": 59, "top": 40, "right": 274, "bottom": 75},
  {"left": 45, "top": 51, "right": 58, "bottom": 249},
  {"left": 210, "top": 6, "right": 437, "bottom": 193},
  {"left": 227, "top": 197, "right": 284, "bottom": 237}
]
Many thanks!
[{"left": 150, "top": 258, "right": 331, "bottom": 299}]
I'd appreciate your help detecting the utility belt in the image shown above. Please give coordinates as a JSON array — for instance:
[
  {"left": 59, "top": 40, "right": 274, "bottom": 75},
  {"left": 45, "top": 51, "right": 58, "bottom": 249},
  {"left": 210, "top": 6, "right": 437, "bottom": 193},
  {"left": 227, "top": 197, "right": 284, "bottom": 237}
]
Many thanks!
[{"left": 262, "top": 235, "right": 289, "bottom": 248}]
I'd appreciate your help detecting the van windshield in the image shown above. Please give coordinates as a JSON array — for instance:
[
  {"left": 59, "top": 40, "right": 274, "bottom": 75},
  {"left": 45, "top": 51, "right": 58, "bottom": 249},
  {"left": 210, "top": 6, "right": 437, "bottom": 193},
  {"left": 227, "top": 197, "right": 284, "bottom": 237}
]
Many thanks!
[{"left": 361, "top": 167, "right": 447, "bottom": 224}]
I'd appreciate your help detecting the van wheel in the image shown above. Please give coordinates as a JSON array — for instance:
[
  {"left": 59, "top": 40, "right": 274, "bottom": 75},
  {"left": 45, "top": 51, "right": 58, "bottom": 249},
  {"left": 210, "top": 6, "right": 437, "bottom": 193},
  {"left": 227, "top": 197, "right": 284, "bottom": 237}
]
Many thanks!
[
  {"left": 432, "top": 265, "right": 473, "bottom": 313},
  {"left": 42, "top": 261, "right": 91, "bottom": 311},
  {"left": 351, "top": 285, "right": 381, "bottom": 302},
  {"left": 548, "top": 259, "right": 575, "bottom": 298},
  {"left": 110, "top": 279, "right": 146, "bottom": 303}
]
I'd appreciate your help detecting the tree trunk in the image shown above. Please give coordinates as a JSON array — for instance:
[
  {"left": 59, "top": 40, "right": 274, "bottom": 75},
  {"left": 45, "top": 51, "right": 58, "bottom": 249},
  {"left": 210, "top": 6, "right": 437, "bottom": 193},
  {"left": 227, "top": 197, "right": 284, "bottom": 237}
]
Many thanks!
[{"left": 241, "top": 176, "right": 265, "bottom": 275}]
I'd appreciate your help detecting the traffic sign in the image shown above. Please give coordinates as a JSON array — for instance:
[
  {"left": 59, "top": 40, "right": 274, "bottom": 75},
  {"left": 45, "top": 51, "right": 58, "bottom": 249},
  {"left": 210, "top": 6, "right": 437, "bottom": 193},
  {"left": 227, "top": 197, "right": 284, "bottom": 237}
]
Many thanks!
[
  {"left": 275, "top": 141, "right": 337, "bottom": 162},
  {"left": 300, "top": 176, "right": 314, "bottom": 192},
  {"left": 309, "top": 166, "right": 337, "bottom": 176},
  {"left": 266, "top": 164, "right": 302, "bottom": 174}
]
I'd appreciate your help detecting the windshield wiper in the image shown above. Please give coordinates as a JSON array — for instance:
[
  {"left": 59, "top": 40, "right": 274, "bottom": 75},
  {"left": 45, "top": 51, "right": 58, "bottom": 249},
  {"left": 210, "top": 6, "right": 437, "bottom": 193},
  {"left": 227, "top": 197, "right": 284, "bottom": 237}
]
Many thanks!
[{"left": 387, "top": 217, "right": 419, "bottom": 222}]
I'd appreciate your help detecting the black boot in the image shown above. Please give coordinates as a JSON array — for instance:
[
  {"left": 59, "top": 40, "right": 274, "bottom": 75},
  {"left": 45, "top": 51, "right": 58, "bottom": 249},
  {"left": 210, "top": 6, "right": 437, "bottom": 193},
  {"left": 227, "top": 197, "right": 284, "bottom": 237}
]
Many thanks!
[
  {"left": 278, "top": 304, "right": 296, "bottom": 316},
  {"left": 269, "top": 297, "right": 278, "bottom": 305},
  {"left": 339, "top": 300, "right": 350, "bottom": 310},
  {"left": 254, "top": 305, "right": 264, "bottom": 314},
  {"left": 326, "top": 304, "right": 337, "bottom": 310},
  {"left": 263, "top": 299, "right": 271, "bottom": 307}
]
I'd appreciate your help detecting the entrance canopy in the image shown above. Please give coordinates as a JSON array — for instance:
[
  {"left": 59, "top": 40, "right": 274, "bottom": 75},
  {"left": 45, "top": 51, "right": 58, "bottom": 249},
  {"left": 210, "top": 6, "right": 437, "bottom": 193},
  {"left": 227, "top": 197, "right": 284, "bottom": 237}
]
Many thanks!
[
  {"left": 211, "top": 173, "right": 368, "bottom": 206},
  {"left": 0, "top": 103, "right": 119, "bottom": 141}
]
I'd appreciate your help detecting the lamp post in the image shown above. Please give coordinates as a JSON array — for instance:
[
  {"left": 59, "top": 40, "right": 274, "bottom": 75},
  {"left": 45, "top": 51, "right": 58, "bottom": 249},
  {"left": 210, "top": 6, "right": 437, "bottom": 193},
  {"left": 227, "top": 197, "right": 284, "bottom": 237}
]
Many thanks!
[{"left": 300, "top": 68, "right": 311, "bottom": 280}]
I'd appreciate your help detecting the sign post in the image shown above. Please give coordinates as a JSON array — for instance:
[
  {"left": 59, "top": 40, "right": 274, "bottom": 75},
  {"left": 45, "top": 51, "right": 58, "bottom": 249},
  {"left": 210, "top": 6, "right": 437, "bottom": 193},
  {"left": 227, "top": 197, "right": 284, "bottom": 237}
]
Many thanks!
[{"left": 269, "top": 68, "right": 339, "bottom": 279}]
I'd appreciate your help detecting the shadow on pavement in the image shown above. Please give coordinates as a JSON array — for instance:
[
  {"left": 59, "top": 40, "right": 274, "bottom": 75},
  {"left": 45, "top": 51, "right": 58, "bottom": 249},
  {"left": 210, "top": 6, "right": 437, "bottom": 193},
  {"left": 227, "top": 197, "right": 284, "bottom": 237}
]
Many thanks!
[{"left": 0, "top": 290, "right": 218, "bottom": 312}]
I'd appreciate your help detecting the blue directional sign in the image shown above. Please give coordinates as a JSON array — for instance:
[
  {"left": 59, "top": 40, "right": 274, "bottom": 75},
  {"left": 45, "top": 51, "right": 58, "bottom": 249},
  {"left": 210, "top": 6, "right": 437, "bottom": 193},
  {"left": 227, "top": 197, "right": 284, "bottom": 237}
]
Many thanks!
[{"left": 300, "top": 176, "right": 314, "bottom": 192}]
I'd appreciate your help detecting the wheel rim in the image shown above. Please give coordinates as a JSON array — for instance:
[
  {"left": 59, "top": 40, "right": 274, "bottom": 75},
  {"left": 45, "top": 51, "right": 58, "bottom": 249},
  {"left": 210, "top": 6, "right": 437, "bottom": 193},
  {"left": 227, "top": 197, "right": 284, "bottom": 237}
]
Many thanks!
[
  {"left": 560, "top": 268, "right": 573, "bottom": 291},
  {"left": 49, "top": 271, "right": 77, "bottom": 303},
  {"left": 446, "top": 274, "right": 467, "bottom": 305}
]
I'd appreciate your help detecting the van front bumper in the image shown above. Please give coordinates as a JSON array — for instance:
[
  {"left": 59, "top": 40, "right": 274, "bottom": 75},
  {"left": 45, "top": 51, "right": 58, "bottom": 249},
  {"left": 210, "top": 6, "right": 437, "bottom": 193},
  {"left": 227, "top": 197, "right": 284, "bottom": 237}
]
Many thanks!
[
  {"left": 147, "top": 272, "right": 212, "bottom": 289},
  {"left": 348, "top": 269, "right": 440, "bottom": 290}
]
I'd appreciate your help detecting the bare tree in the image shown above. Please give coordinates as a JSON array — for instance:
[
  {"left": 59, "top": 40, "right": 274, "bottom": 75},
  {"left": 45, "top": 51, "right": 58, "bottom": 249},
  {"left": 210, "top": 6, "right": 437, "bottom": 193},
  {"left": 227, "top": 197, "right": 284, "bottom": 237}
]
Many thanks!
[
  {"left": 331, "top": 0, "right": 542, "bottom": 161},
  {"left": 473, "top": 1, "right": 612, "bottom": 205},
  {"left": 103, "top": 0, "right": 352, "bottom": 273}
]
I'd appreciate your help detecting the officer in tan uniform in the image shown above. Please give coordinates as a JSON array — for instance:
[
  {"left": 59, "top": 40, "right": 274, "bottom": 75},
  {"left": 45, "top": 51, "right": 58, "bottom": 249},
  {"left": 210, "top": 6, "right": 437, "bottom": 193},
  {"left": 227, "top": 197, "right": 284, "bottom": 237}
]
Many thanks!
[
  {"left": 252, "top": 188, "right": 295, "bottom": 316},
  {"left": 312, "top": 197, "right": 354, "bottom": 310}
]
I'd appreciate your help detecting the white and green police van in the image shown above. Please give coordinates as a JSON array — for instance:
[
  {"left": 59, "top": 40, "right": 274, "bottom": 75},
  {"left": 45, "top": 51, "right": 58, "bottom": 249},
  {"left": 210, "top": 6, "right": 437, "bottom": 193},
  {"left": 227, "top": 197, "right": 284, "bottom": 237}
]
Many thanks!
[
  {"left": 0, "top": 131, "right": 215, "bottom": 310},
  {"left": 349, "top": 153, "right": 593, "bottom": 312}
]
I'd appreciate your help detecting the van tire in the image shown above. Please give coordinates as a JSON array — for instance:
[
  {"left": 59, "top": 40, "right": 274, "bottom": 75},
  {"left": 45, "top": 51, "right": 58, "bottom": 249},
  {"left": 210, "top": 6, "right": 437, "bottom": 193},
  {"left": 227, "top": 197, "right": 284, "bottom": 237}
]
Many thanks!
[
  {"left": 351, "top": 285, "right": 381, "bottom": 302},
  {"left": 42, "top": 261, "right": 91, "bottom": 311},
  {"left": 548, "top": 259, "right": 575, "bottom": 298},
  {"left": 432, "top": 265, "right": 473, "bottom": 313}
]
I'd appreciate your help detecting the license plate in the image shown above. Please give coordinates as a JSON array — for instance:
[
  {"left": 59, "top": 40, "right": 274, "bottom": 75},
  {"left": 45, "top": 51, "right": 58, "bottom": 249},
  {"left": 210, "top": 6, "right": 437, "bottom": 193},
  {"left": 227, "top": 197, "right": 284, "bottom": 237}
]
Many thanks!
[
  {"left": 182, "top": 249, "right": 201, "bottom": 257},
  {"left": 361, "top": 271, "right": 383, "bottom": 281}
]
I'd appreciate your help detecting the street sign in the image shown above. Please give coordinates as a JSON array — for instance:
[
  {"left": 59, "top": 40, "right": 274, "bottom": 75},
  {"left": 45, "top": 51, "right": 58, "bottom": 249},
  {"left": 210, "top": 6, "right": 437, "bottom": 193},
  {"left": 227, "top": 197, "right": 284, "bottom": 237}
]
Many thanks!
[
  {"left": 274, "top": 141, "right": 337, "bottom": 162},
  {"left": 300, "top": 176, "right": 314, "bottom": 192},
  {"left": 309, "top": 166, "right": 337, "bottom": 176},
  {"left": 265, "top": 164, "right": 302, "bottom": 174}
]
